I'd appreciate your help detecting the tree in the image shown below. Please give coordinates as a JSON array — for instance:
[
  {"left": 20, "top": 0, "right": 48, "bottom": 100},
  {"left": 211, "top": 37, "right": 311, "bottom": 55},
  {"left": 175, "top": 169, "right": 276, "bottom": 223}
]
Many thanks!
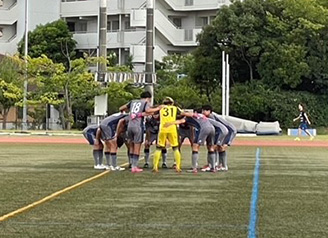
[
  {"left": 189, "top": 25, "right": 222, "bottom": 102},
  {"left": 0, "top": 57, "right": 23, "bottom": 129},
  {"left": 18, "top": 20, "right": 77, "bottom": 68},
  {"left": 194, "top": 0, "right": 328, "bottom": 90},
  {"left": 304, "top": 26, "right": 328, "bottom": 94},
  {"left": 212, "top": 0, "right": 267, "bottom": 81},
  {"left": 155, "top": 54, "right": 207, "bottom": 108},
  {"left": 257, "top": 0, "right": 327, "bottom": 89},
  {"left": 27, "top": 55, "right": 102, "bottom": 130},
  {"left": 105, "top": 81, "right": 142, "bottom": 115}
]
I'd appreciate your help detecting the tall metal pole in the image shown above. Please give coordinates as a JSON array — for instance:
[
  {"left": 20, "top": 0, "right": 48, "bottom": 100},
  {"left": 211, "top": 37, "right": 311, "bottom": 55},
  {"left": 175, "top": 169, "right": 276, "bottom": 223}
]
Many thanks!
[
  {"left": 94, "top": 0, "right": 108, "bottom": 118},
  {"left": 222, "top": 51, "right": 226, "bottom": 117},
  {"left": 226, "top": 54, "right": 230, "bottom": 117},
  {"left": 22, "top": 0, "right": 28, "bottom": 130},
  {"left": 145, "top": 0, "right": 154, "bottom": 104},
  {"left": 98, "top": 0, "right": 107, "bottom": 82}
]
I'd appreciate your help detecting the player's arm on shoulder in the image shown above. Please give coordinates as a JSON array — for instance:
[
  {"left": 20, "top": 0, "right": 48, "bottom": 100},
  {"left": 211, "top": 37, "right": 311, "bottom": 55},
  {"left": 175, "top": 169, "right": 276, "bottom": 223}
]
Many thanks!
[
  {"left": 116, "top": 118, "right": 126, "bottom": 137},
  {"left": 181, "top": 111, "right": 194, "bottom": 117},
  {"left": 164, "top": 118, "right": 186, "bottom": 127},
  {"left": 145, "top": 104, "right": 164, "bottom": 113},
  {"left": 119, "top": 101, "right": 130, "bottom": 112},
  {"left": 95, "top": 128, "right": 102, "bottom": 144}
]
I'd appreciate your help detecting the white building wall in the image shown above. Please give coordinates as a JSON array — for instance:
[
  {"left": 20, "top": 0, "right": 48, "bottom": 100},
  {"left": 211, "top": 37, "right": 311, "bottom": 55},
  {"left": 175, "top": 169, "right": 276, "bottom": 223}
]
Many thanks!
[
  {"left": 0, "top": 0, "right": 60, "bottom": 55},
  {"left": 1, "top": 0, "right": 230, "bottom": 68}
]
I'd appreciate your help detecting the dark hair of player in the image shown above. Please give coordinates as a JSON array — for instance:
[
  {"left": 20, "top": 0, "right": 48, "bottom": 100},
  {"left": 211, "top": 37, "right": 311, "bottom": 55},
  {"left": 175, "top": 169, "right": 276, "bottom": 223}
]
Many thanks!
[
  {"left": 163, "top": 97, "right": 174, "bottom": 105},
  {"left": 299, "top": 103, "right": 307, "bottom": 112},
  {"left": 193, "top": 108, "right": 202, "bottom": 113},
  {"left": 140, "top": 91, "right": 152, "bottom": 99},
  {"left": 202, "top": 105, "right": 213, "bottom": 112}
]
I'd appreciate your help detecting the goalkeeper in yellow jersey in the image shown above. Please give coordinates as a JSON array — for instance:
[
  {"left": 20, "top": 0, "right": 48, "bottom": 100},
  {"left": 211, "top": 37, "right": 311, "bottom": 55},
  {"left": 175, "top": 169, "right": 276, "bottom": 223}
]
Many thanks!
[{"left": 153, "top": 97, "right": 182, "bottom": 172}]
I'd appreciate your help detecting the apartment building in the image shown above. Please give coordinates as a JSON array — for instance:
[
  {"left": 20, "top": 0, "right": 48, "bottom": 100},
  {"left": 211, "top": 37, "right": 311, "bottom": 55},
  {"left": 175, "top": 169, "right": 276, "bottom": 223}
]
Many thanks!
[
  {"left": 1, "top": 0, "right": 230, "bottom": 71},
  {"left": 0, "top": 0, "right": 60, "bottom": 55}
]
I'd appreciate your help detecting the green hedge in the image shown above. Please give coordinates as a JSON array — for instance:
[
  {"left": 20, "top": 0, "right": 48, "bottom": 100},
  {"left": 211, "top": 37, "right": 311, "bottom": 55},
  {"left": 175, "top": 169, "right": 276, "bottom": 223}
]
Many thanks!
[{"left": 227, "top": 81, "right": 328, "bottom": 128}]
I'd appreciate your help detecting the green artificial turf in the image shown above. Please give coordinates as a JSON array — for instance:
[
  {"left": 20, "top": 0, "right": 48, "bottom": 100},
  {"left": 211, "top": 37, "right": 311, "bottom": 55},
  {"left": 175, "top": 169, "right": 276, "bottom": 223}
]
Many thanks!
[{"left": 0, "top": 144, "right": 327, "bottom": 238}]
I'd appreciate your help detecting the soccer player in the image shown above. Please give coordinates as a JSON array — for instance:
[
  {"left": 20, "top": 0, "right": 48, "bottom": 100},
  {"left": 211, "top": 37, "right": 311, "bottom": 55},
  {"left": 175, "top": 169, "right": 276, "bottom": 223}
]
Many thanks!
[
  {"left": 119, "top": 91, "right": 162, "bottom": 173},
  {"left": 209, "top": 111, "right": 237, "bottom": 171},
  {"left": 144, "top": 113, "right": 168, "bottom": 168},
  {"left": 293, "top": 103, "right": 314, "bottom": 141},
  {"left": 82, "top": 125, "right": 105, "bottom": 170},
  {"left": 201, "top": 105, "right": 229, "bottom": 171},
  {"left": 99, "top": 112, "right": 129, "bottom": 171},
  {"left": 165, "top": 108, "right": 216, "bottom": 173},
  {"left": 178, "top": 123, "right": 194, "bottom": 150},
  {"left": 171, "top": 122, "right": 194, "bottom": 169},
  {"left": 153, "top": 97, "right": 182, "bottom": 172}
]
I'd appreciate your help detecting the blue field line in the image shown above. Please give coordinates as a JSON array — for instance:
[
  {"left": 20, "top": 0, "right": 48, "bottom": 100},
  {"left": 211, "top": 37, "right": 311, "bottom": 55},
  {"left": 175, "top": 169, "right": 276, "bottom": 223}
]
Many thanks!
[{"left": 248, "top": 148, "right": 261, "bottom": 238}]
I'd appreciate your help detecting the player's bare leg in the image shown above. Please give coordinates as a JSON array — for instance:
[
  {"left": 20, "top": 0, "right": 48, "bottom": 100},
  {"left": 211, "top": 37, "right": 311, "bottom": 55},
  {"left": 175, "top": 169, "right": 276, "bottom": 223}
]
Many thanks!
[
  {"left": 93, "top": 139, "right": 104, "bottom": 169},
  {"left": 152, "top": 146, "right": 163, "bottom": 172},
  {"left": 108, "top": 139, "right": 125, "bottom": 171},
  {"left": 143, "top": 141, "right": 151, "bottom": 168},
  {"left": 295, "top": 128, "right": 302, "bottom": 141},
  {"left": 131, "top": 143, "right": 143, "bottom": 172},
  {"left": 187, "top": 143, "right": 200, "bottom": 173}
]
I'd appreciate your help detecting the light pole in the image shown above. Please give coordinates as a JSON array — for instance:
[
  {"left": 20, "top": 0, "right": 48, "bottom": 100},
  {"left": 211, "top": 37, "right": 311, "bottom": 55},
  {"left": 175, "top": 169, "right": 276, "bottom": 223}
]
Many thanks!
[
  {"left": 22, "top": 0, "right": 28, "bottom": 130},
  {"left": 94, "top": 0, "right": 108, "bottom": 122},
  {"left": 145, "top": 0, "right": 154, "bottom": 104}
]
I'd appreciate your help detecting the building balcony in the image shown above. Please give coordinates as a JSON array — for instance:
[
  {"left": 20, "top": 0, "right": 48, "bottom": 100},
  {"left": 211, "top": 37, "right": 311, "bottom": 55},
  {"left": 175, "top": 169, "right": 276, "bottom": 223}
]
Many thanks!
[
  {"left": 0, "top": 1, "right": 18, "bottom": 24},
  {"left": 130, "top": 44, "right": 167, "bottom": 63},
  {"left": 163, "top": 0, "right": 230, "bottom": 11},
  {"left": 61, "top": 0, "right": 146, "bottom": 17},
  {"left": 72, "top": 29, "right": 145, "bottom": 49},
  {"left": 131, "top": 9, "right": 202, "bottom": 46}
]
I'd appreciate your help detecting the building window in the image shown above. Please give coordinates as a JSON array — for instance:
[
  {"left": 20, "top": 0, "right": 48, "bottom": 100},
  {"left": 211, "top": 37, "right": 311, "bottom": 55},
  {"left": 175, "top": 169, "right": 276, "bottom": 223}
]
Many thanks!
[
  {"left": 124, "top": 20, "right": 131, "bottom": 30},
  {"left": 196, "top": 17, "right": 209, "bottom": 27},
  {"left": 76, "top": 22, "right": 87, "bottom": 32},
  {"left": 184, "top": 29, "right": 193, "bottom": 41},
  {"left": 112, "top": 21, "right": 119, "bottom": 31},
  {"left": 0, "top": 0, "right": 3, "bottom": 7},
  {"left": 210, "top": 16, "right": 216, "bottom": 23},
  {"left": 201, "top": 17, "right": 208, "bottom": 26},
  {"left": 185, "top": 0, "right": 193, "bottom": 6},
  {"left": 172, "top": 18, "right": 182, "bottom": 28},
  {"left": 67, "top": 22, "right": 75, "bottom": 32},
  {"left": 108, "top": 21, "right": 119, "bottom": 32}
]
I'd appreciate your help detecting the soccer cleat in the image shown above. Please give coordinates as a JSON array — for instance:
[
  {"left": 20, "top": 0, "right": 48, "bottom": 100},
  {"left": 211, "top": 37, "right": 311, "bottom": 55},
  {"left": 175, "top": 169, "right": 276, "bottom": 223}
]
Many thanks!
[
  {"left": 294, "top": 137, "right": 301, "bottom": 141},
  {"left": 186, "top": 168, "right": 198, "bottom": 174},
  {"left": 131, "top": 167, "right": 143, "bottom": 173},
  {"left": 209, "top": 168, "right": 216, "bottom": 173},
  {"left": 94, "top": 164, "right": 106, "bottom": 170},
  {"left": 201, "top": 165, "right": 210, "bottom": 172},
  {"left": 104, "top": 165, "right": 111, "bottom": 170},
  {"left": 114, "top": 166, "right": 125, "bottom": 171},
  {"left": 171, "top": 163, "right": 177, "bottom": 169},
  {"left": 143, "top": 163, "right": 149, "bottom": 168},
  {"left": 162, "top": 163, "right": 168, "bottom": 169},
  {"left": 152, "top": 168, "right": 159, "bottom": 173},
  {"left": 202, "top": 164, "right": 209, "bottom": 169},
  {"left": 217, "top": 165, "right": 224, "bottom": 171},
  {"left": 175, "top": 168, "right": 182, "bottom": 173}
]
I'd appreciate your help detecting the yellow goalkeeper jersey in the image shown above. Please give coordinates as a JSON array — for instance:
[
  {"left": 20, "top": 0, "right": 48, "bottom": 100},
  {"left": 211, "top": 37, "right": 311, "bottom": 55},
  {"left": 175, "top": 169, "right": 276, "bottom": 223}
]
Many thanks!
[{"left": 159, "top": 105, "right": 182, "bottom": 133}]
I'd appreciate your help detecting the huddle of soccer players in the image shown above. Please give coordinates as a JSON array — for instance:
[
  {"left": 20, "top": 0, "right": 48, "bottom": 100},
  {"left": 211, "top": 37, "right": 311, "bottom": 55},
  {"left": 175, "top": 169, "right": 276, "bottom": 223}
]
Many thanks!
[{"left": 83, "top": 91, "right": 237, "bottom": 173}]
